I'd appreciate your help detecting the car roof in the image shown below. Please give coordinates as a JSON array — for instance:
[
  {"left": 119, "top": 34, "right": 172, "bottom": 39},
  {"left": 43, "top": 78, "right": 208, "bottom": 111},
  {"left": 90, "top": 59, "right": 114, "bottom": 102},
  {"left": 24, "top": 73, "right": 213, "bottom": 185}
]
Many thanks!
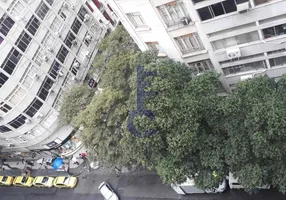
[{"left": 99, "top": 183, "right": 114, "bottom": 200}]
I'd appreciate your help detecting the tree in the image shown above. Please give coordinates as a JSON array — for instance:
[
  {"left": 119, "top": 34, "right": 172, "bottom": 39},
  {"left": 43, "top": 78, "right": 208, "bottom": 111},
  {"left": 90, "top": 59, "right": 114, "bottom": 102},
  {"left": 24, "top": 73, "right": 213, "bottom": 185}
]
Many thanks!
[
  {"left": 123, "top": 59, "right": 228, "bottom": 189},
  {"left": 222, "top": 75, "right": 286, "bottom": 192},
  {"left": 59, "top": 85, "right": 94, "bottom": 125}
]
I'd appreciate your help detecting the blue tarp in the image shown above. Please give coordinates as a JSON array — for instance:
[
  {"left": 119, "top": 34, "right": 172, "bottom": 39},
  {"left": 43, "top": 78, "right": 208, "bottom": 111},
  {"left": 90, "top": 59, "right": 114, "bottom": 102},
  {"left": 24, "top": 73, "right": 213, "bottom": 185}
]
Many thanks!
[{"left": 52, "top": 157, "right": 64, "bottom": 169}]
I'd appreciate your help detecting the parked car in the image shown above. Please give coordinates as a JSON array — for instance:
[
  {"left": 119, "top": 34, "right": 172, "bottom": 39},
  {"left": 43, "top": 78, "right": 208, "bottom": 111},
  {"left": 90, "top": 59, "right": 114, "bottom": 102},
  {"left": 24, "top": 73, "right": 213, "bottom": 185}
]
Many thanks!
[
  {"left": 33, "top": 176, "right": 54, "bottom": 188},
  {"left": 229, "top": 172, "right": 270, "bottom": 190},
  {"left": 53, "top": 176, "right": 78, "bottom": 188},
  {"left": 0, "top": 176, "right": 14, "bottom": 186},
  {"left": 98, "top": 182, "right": 119, "bottom": 200},
  {"left": 13, "top": 176, "right": 34, "bottom": 187}
]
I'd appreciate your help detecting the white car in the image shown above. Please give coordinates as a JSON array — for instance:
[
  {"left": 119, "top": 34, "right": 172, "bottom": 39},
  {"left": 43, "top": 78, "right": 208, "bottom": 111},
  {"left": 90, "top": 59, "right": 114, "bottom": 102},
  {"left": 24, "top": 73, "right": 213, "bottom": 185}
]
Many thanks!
[{"left": 98, "top": 182, "right": 119, "bottom": 200}]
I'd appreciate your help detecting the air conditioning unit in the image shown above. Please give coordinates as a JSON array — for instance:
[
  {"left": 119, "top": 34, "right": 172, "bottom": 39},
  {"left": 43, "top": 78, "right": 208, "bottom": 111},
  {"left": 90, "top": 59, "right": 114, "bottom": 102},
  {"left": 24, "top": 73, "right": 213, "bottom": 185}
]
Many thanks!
[
  {"left": 71, "top": 40, "right": 77, "bottom": 46},
  {"left": 25, "top": 119, "right": 32, "bottom": 124},
  {"left": 180, "top": 17, "right": 191, "bottom": 26},
  {"left": 226, "top": 48, "right": 241, "bottom": 59},
  {"left": 58, "top": 71, "right": 64, "bottom": 77},
  {"left": 47, "top": 47, "right": 53, "bottom": 52},
  {"left": 86, "top": 51, "right": 92, "bottom": 58},
  {"left": 84, "top": 14, "right": 90, "bottom": 22},
  {"left": 33, "top": 73, "right": 39, "bottom": 79},
  {"left": 35, "top": 112, "right": 44, "bottom": 119},
  {"left": 63, "top": 2, "right": 68, "bottom": 8},
  {"left": 237, "top": 1, "right": 250, "bottom": 14},
  {"left": 55, "top": 31, "right": 61, "bottom": 37},
  {"left": 73, "top": 61, "right": 80, "bottom": 69},
  {"left": 43, "top": 55, "right": 49, "bottom": 61},
  {"left": 71, "top": 5, "right": 75, "bottom": 10},
  {"left": 85, "top": 34, "right": 92, "bottom": 41},
  {"left": 49, "top": 88, "right": 54, "bottom": 93},
  {"left": 240, "top": 74, "right": 253, "bottom": 81}
]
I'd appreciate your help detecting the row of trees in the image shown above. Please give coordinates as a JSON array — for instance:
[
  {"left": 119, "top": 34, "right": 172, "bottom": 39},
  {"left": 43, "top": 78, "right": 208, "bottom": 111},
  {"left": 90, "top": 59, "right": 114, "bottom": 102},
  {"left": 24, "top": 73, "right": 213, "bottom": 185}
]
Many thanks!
[{"left": 60, "top": 25, "right": 286, "bottom": 193}]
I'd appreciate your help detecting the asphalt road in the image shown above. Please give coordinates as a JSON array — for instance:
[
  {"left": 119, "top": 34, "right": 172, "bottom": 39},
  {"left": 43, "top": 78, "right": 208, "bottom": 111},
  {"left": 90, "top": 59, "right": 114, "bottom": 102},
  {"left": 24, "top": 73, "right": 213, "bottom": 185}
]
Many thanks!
[{"left": 0, "top": 173, "right": 286, "bottom": 200}]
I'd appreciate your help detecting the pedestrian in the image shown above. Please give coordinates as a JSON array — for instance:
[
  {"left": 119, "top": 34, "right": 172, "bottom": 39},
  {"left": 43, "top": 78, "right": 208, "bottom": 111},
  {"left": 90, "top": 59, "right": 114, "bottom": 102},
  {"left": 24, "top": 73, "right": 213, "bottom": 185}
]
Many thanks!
[
  {"left": 80, "top": 152, "right": 87, "bottom": 159},
  {"left": 72, "top": 155, "right": 79, "bottom": 165},
  {"left": 21, "top": 158, "right": 25, "bottom": 164}
]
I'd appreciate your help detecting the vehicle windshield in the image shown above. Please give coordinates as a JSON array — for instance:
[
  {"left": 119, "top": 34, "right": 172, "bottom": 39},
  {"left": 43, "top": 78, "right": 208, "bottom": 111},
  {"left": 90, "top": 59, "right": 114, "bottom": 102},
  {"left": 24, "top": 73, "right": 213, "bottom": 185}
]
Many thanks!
[
  {"left": 1, "top": 176, "right": 8, "bottom": 182},
  {"left": 42, "top": 177, "right": 49, "bottom": 183},
  {"left": 21, "top": 177, "right": 28, "bottom": 183},
  {"left": 63, "top": 177, "right": 70, "bottom": 184}
]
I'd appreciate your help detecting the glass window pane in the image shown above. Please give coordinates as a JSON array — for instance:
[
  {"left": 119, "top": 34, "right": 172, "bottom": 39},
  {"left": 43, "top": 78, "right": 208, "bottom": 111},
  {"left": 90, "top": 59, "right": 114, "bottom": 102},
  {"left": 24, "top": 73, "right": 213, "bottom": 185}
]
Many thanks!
[
  {"left": 223, "top": 0, "right": 237, "bottom": 13},
  {"left": 211, "top": 3, "right": 224, "bottom": 17},
  {"left": 198, "top": 7, "right": 212, "bottom": 21},
  {"left": 263, "top": 27, "right": 275, "bottom": 39}
]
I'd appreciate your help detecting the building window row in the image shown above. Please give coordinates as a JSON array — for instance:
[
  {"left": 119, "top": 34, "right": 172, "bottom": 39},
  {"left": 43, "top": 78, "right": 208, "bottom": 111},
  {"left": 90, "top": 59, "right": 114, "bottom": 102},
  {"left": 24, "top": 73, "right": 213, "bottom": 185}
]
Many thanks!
[
  {"left": 0, "top": 125, "right": 11, "bottom": 133},
  {"left": 20, "top": 64, "right": 38, "bottom": 89},
  {"left": 127, "top": 12, "right": 146, "bottom": 28},
  {"left": 8, "top": 114, "right": 27, "bottom": 129},
  {"left": 33, "top": 47, "right": 47, "bottom": 66},
  {"left": 263, "top": 23, "right": 286, "bottom": 39},
  {"left": 0, "top": 14, "right": 15, "bottom": 36},
  {"left": 0, "top": 102, "right": 12, "bottom": 114},
  {"left": 64, "top": 31, "right": 76, "bottom": 48},
  {"left": 175, "top": 33, "right": 204, "bottom": 54},
  {"left": 222, "top": 60, "right": 267, "bottom": 75},
  {"left": 15, "top": 31, "right": 32, "bottom": 52},
  {"left": 71, "top": 18, "right": 82, "bottom": 35},
  {"left": 269, "top": 56, "right": 286, "bottom": 68},
  {"left": 56, "top": 45, "right": 69, "bottom": 64},
  {"left": 0, "top": 73, "right": 9, "bottom": 89},
  {"left": 0, "top": 48, "right": 22, "bottom": 75},
  {"left": 35, "top": 1, "right": 50, "bottom": 20},
  {"left": 6, "top": 85, "right": 27, "bottom": 106},
  {"left": 24, "top": 98, "right": 43, "bottom": 117},
  {"left": 188, "top": 59, "right": 214, "bottom": 75},
  {"left": 37, "top": 77, "right": 54, "bottom": 101},
  {"left": 212, "top": 31, "right": 260, "bottom": 50},
  {"left": 198, "top": 0, "right": 237, "bottom": 21},
  {"left": 50, "top": 16, "right": 63, "bottom": 33},
  {"left": 25, "top": 15, "right": 41, "bottom": 36},
  {"left": 45, "top": 0, "right": 54, "bottom": 6},
  {"left": 42, "top": 31, "right": 56, "bottom": 49},
  {"left": 157, "top": 0, "right": 189, "bottom": 27},
  {"left": 48, "top": 61, "right": 61, "bottom": 80},
  {"left": 7, "top": 0, "right": 26, "bottom": 17},
  {"left": 78, "top": 6, "right": 88, "bottom": 22}
]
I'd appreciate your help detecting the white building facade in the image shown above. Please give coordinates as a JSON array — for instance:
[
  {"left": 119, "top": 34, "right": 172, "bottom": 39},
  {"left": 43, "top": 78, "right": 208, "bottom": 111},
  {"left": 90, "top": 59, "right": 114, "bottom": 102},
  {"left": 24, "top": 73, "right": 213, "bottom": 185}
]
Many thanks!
[
  {"left": 107, "top": 0, "right": 286, "bottom": 91},
  {"left": 0, "top": 0, "right": 117, "bottom": 152}
]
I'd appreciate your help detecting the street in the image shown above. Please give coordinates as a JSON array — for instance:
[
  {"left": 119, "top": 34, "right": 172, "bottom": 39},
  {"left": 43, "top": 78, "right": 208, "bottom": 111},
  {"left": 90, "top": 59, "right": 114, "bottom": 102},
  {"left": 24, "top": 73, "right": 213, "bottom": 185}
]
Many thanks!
[{"left": 0, "top": 172, "right": 286, "bottom": 200}]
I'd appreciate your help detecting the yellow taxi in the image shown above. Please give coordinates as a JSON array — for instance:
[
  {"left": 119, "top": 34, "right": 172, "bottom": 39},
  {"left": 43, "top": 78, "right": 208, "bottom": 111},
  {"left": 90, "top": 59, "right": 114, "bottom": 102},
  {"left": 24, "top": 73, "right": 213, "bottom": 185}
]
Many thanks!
[
  {"left": 0, "top": 176, "right": 14, "bottom": 186},
  {"left": 13, "top": 176, "right": 34, "bottom": 187},
  {"left": 53, "top": 176, "right": 78, "bottom": 188},
  {"left": 33, "top": 176, "right": 55, "bottom": 188}
]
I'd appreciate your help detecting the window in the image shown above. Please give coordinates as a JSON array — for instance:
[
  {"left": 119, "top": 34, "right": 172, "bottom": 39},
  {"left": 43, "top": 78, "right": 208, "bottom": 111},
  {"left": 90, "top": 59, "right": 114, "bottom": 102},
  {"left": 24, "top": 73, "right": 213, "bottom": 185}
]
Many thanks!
[
  {"left": 222, "top": 60, "right": 267, "bottom": 75},
  {"left": 45, "top": 0, "right": 54, "bottom": 6},
  {"left": 15, "top": 31, "right": 32, "bottom": 52},
  {"left": 64, "top": 31, "right": 76, "bottom": 48},
  {"left": 71, "top": 18, "right": 82, "bottom": 34},
  {"left": 25, "top": 15, "right": 40, "bottom": 36},
  {"left": 53, "top": 89, "right": 64, "bottom": 110},
  {"left": 0, "top": 102, "right": 12, "bottom": 114},
  {"left": 212, "top": 31, "right": 260, "bottom": 50},
  {"left": 219, "top": 53, "right": 264, "bottom": 64},
  {"left": 0, "top": 36, "right": 3, "bottom": 45},
  {"left": 41, "top": 32, "right": 55, "bottom": 48},
  {"left": 174, "top": 33, "right": 204, "bottom": 54},
  {"left": 35, "top": 1, "right": 49, "bottom": 20},
  {"left": 198, "top": 0, "right": 237, "bottom": 21},
  {"left": 77, "top": 6, "right": 88, "bottom": 21},
  {"left": 7, "top": 0, "right": 26, "bottom": 17},
  {"left": 49, "top": 61, "right": 61, "bottom": 79},
  {"left": 8, "top": 114, "right": 27, "bottom": 129},
  {"left": 21, "top": 177, "right": 28, "bottom": 183},
  {"left": 58, "top": 6, "right": 68, "bottom": 21},
  {"left": 157, "top": 1, "right": 189, "bottom": 27},
  {"left": 41, "top": 111, "right": 58, "bottom": 128},
  {"left": 84, "top": 32, "right": 92, "bottom": 46},
  {"left": 56, "top": 46, "right": 69, "bottom": 64},
  {"left": 146, "top": 42, "right": 161, "bottom": 51},
  {"left": 90, "top": 21, "right": 101, "bottom": 36},
  {"left": 0, "top": 14, "right": 15, "bottom": 36},
  {"left": 127, "top": 12, "right": 146, "bottom": 28},
  {"left": 254, "top": 0, "right": 275, "bottom": 5},
  {"left": 193, "top": 0, "right": 205, "bottom": 3},
  {"left": 37, "top": 77, "right": 54, "bottom": 101},
  {"left": 1, "top": 48, "right": 22, "bottom": 75},
  {"left": 262, "top": 23, "right": 286, "bottom": 39},
  {"left": 6, "top": 85, "right": 26, "bottom": 106},
  {"left": 269, "top": 56, "right": 286, "bottom": 68},
  {"left": 188, "top": 59, "right": 214, "bottom": 74},
  {"left": 33, "top": 47, "right": 46, "bottom": 66},
  {"left": 70, "top": 59, "right": 79, "bottom": 76},
  {"left": 0, "top": 125, "right": 11, "bottom": 133},
  {"left": 24, "top": 98, "right": 43, "bottom": 117},
  {"left": 0, "top": 73, "right": 9, "bottom": 88},
  {"left": 20, "top": 64, "right": 38, "bottom": 89},
  {"left": 50, "top": 16, "right": 63, "bottom": 33}
]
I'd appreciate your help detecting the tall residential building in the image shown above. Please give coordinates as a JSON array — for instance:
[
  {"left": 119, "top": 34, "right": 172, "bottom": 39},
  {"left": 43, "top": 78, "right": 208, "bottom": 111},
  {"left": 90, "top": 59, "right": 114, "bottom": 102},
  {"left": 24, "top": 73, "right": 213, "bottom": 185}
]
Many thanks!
[
  {"left": 107, "top": 0, "right": 286, "bottom": 91},
  {"left": 0, "top": 0, "right": 117, "bottom": 153}
]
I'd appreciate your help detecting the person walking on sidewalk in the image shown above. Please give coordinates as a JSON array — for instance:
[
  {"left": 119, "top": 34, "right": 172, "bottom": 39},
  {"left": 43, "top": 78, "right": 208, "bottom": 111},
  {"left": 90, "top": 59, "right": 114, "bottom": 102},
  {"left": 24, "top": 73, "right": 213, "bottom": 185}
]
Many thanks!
[{"left": 72, "top": 155, "right": 79, "bottom": 165}]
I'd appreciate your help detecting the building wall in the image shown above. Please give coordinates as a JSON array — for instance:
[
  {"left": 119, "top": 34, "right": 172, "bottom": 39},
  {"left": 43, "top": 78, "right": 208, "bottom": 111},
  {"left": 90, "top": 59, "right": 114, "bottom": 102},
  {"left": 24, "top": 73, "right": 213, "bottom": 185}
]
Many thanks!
[
  {"left": 0, "top": 0, "right": 115, "bottom": 152},
  {"left": 107, "top": 0, "right": 286, "bottom": 91}
]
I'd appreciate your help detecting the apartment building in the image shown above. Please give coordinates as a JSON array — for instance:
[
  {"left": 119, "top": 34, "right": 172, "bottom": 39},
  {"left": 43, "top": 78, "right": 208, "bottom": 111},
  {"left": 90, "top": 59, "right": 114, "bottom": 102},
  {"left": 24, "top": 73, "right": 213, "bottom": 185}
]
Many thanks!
[
  {"left": 0, "top": 0, "right": 118, "bottom": 152},
  {"left": 107, "top": 0, "right": 286, "bottom": 91}
]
